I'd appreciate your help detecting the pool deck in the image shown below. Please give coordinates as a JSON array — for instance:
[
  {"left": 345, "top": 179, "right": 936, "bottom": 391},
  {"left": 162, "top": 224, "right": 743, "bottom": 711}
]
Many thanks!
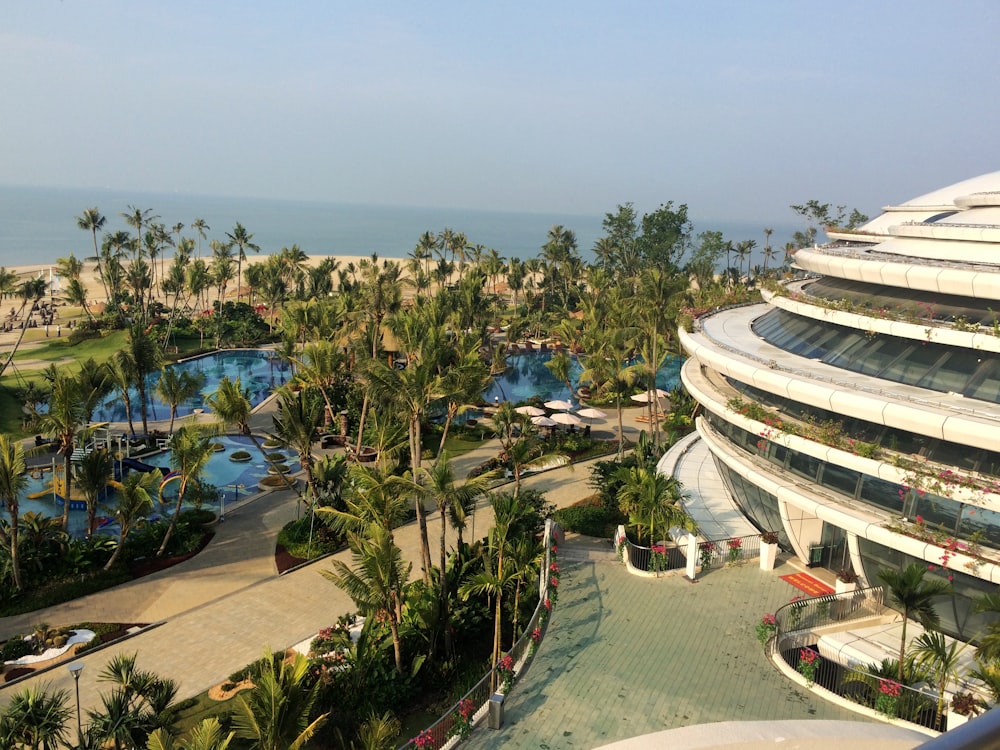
[{"left": 0, "top": 405, "right": 916, "bottom": 749}]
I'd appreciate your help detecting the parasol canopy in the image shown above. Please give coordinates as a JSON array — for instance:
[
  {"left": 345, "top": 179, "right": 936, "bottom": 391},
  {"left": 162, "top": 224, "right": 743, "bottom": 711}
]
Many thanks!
[
  {"left": 544, "top": 399, "right": 575, "bottom": 411},
  {"left": 515, "top": 405, "right": 546, "bottom": 417},
  {"left": 531, "top": 415, "right": 557, "bottom": 427},
  {"left": 630, "top": 389, "right": 670, "bottom": 404},
  {"left": 576, "top": 407, "right": 607, "bottom": 420},
  {"left": 550, "top": 412, "right": 583, "bottom": 426}
]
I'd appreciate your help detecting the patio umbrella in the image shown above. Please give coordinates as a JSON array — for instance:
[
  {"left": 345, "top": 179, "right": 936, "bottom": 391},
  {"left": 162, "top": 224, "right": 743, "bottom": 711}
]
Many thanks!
[
  {"left": 515, "top": 405, "right": 546, "bottom": 417},
  {"left": 544, "top": 399, "right": 575, "bottom": 411},
  {"left": 531, "top": 415, "right": 557, "bottom": 427},
  {"left": 630, "top": 389, "right": 670, "bottom": 404},
  {"left": 550, "top": 412, "right": 583, "bottom": 426},
  {"left": 576, "top": 407, "right": 607, "bottom": 421}
]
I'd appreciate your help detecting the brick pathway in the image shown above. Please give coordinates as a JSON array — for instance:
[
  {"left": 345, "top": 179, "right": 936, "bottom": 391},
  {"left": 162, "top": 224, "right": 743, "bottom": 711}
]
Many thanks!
[{"left": 465, "top": 535, "right": 871, "bottom": 750}]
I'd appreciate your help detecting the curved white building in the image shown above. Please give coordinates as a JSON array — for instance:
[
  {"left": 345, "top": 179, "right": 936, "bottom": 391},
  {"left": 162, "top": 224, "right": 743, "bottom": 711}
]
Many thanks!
[{"left": 680, "top": 172, "right": 1000, "bottom": 641}]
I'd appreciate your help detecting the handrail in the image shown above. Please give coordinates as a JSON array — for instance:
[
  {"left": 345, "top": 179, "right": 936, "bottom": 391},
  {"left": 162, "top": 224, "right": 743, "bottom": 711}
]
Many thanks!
[{"left": 397, "top": 518, "right": 562, "bottom": 750}]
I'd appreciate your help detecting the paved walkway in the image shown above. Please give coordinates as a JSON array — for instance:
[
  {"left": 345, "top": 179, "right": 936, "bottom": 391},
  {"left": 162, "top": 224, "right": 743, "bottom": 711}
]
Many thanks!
[{"left": 465, "top": 536, "right": 879, "bottom": 750}]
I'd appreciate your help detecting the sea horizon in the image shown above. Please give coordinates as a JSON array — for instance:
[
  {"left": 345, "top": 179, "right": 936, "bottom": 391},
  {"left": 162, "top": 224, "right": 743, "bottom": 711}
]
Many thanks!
[{"left": 0, "top": 183, "right": 801, "bottom": 269}]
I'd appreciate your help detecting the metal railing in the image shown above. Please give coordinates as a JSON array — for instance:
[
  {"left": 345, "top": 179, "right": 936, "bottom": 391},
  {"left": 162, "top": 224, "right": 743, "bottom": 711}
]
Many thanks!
[
  {"left": 771, "top": 586, "right": 953, "bottom": 732},
  {"left": 697, "top": 533, "right": 761, "bottom": 571},
  {"left": 397, "top": 519, "right": 562, "bottom": 750},
  {"left": 618, "top": 536, "right": 686, "bottom": 574}
]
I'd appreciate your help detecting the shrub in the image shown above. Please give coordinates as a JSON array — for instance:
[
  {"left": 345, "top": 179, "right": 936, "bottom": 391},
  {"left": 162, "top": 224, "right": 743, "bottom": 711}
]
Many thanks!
[
  {"left": 230, "top": 450, "right": 253, "bottom": 462},
  {"left": 553, "top": 504, "right": 620, "bottom": 538},
  {"left": 0, "top": 638, "right": 34, "bottom": 662}
]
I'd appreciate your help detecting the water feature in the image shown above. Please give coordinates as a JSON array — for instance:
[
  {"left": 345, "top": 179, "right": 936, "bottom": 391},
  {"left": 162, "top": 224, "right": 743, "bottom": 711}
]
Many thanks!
[
  {"left": 481, "top": 351, "right": 682, "bottom": 405},
  {"left": 90, "top": 349, "right": 292, "bottom": 425}
]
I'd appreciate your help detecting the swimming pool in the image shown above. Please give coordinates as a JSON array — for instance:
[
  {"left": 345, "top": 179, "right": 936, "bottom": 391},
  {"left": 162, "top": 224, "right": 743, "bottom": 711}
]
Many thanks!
[
  {"left": 481, "top": 351, "right": 682, "bottom": 404},
  {"left": 90, "top": 349, "right": 292, "bottom": 424},
  {"left": 20, "top": 435, "right": 301, "bottom": 538}
]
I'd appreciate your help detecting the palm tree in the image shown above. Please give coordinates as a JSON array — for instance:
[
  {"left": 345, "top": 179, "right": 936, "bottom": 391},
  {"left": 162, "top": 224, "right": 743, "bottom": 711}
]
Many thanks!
[
  {"left": 155, "top": 368, "right": 205, "bottom": 434},
  {"left": 878, "top": 563, "right": 953, "bottom": 682},
  {"left": 37, "top": 374, "right": 84, "bottom": 531},
  {"left": 268, "top": 386, "right": 323, "bottom": 499},
  {"left": 157, "top": 425, "right": 215, "bottom": 556},
  {"left": 147, "top": 717, "right": 234, "bottom": 750},
  {"left": 0, "top": 277, "right": 47, "bottom": 378},
  {"left": 616, "top": 466, "right": 696, "bottom": 545},
  {"left": 460, "top": 492, "right": 530, "bottom": 681},
  {"left": 1, "top": 684, "right": 72, "bottom": 750},
  {"left": 75, "top": 447, "right": 114, "bottom": 538},
  {"left": 77, "top": 356, "right": 114, "bottom": 426},
  {"left": 77, "top": 207, "right": 109, "bottom": 301},
  {"left": 506, "top": 534, "right": 543, "bottom": 645},
  {"left": 90, "top": 653, "right": 178, "bottom": 750},
  {"left": 911, "top": 630, "right": 969, "bottom": 730},
  {"left": 973, "top": 589, "right": 1000, "bottom": 662},
  {"left": 123, "top": 324, "right": 163, "bottom": 437},
  {"left": 108, "top": 353, "right": 137, "bottom": 438},
  {"left": 317, "top": 463, "right": 409, "bottom": 540},
  {"left": 322, "top": 524, "right": 410, "bottom": 673},
  {"left": 225, "top": 223, "right": 261, "bottom": 305},
  {"left": 191, "top": 218, "right": 210, "bottom": 259},
  {"left": 104, "top": 470, "right": 157, "bottom": 570},
  {"left": 0, "top": 434, "right": 28, "bottom": 592},
  {"left": 406, "top": 455, "right": 491, "bottom": 657},
  {"left": 232, "top": 649, "right": 326, "bottom": 750}
]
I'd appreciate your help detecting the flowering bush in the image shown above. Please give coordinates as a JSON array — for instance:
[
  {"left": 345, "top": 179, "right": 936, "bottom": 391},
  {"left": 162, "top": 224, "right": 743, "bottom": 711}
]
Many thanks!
[
  {"left": 650, "top": 544, "right": 667, "bottom": 573},
  {"left": 448, "top": 697, "right": 477, "bottom": 740},
  {"left": 496, "top": 653, "right": 515, "bottom": 692},
  {"left": 755, "top": 614, "right": 777, "bottom": 647},
  {"left": 413, "top": 729, "right": 434, "bottom": 750},
  {"left": 727, "top": 537, "right": 742, "bottom": 564},
  {"left": 797, "top": 647, "right": 819, "bottom": 685},
  {"left": 531, "top": 627, "right": 542, "bottom": 645},
  {"left": 876, "top": 678, "right": 901, "bottom": 717},
  {"left": 699, "top": 542, "right": 716, "bottom": 568}
]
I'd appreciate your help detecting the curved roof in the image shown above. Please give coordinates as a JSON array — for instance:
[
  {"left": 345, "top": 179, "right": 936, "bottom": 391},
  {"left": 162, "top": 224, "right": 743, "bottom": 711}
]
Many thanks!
[{"left": 859, "top": 170, "right": 1000, "bottom": 235}]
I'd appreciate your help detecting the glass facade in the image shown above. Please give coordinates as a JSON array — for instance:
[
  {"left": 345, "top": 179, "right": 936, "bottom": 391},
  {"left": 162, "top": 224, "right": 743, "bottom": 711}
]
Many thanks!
[
  {"left": 711, "top": 429, "right": 998, "bottom": 643},
  {"left": 703, "top": 412, "right": 1000, "bottom": 551},
  {"left": 751, "top": 309, "right": 1000, "bottom": 405},
  {"left": 857, "top": 537, "right": 996, "bottom": 642}
]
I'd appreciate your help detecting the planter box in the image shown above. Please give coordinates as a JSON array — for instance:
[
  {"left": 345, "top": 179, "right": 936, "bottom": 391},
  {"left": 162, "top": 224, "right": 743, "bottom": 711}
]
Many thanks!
[
  {"left": 836, "top": 579, "right": 857, "bottom": 595},
  {"left": 947, "top": 710, "right": 970, "bottom": 730},
  {"left": 759, "top": 542, "right": 778, "bottom": 571}
]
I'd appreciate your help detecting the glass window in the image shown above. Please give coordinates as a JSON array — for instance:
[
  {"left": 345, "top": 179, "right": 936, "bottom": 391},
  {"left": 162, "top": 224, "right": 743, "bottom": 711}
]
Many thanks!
[
  {"left": 910, "top": 492, "right": 961, "bottom": 535},
  {"left": 820, "top": 463, "right": 861, "bottom": 499},
  {"left": 878, "top": 345, "right": 946, "bottom": 383},
  {"left": 853, "top": 338, "right": 913, "bottom": 376},
  {"left": 787, "top": 451, "right": 821, "bottom": 482},
  {"left": 965, "top": 360, "right": 1000, "bottom": 404},
  {"left": 919, "top": 350, "right": 985, "bottom": 394},
  {"left": 859, "top": 476, "right": 903, "bottom": 514}
]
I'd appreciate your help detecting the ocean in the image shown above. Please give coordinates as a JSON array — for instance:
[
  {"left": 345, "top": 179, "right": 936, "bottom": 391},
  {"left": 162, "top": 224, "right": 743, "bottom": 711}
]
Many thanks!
[{"left": 0, "top": 184, "right": 800, "bottom": 269}]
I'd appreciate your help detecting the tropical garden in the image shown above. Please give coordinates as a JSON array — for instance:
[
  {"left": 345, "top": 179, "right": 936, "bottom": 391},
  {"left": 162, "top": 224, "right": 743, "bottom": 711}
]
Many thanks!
[{"left": 0, "top": 200, "right": 809, "bottom": 748}]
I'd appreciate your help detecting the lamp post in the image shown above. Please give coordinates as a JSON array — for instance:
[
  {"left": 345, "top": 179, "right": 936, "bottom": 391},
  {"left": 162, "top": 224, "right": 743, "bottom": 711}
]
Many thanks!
[{"left": 67, "top": 661, "right": 84, "bottom": 736}]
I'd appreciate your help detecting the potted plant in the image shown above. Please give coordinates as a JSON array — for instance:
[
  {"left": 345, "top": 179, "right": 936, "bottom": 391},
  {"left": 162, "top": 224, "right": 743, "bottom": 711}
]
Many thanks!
[
  {"left": 836, "top": 567, "right": 859, "bottom": 594},
  {"left": 948, "top": 691, "right": 984, "bottom": 729},
  {"left": 760, "top": 531, "right": 779, "bottom": 571}
]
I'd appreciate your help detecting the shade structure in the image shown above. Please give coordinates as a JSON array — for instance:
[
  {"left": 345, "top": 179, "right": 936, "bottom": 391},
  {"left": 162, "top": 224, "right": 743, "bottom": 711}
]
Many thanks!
[
  {"left": 544, "top": 399, "right": 575, "bottom": 411},
  {"left": 576, "top": 407, "right": 607, "bottom": 420},
  {"left": 515, "top": 405, "right": 546, "bottom": 417},
  {"left": 531, "top": 415, "right": 557, "bottom": 427},
  {"left": 630, "top": 389, "right": 670, "bottom": 404},
  {"left": 550, "top": 412, "right": 583, "bottom": 426}
]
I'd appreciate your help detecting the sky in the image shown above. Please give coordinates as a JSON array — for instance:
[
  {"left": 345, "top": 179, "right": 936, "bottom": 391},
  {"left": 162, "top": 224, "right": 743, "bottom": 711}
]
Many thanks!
[{"left": 2, "top": 1, "right": 999, "bottom": 223}]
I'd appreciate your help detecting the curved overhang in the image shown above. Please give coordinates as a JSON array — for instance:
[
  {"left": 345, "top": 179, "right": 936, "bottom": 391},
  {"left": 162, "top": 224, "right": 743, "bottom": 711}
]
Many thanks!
[
  {"left": 678, "top": 307, "right": 1000, "bottom": 447},
  {"left": 793, "top": 247, "right": 1000, "bottom": 298}
]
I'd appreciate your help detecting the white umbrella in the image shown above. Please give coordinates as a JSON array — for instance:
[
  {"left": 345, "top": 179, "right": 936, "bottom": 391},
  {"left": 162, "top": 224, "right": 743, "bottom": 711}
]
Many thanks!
[
  {"left": 544, "top": 399, "right": 575, "bottom": 411},
  {"left": 630, "top": 389, "right": 670, "bottom": 404},
  {"left": 531, "top": 415, "right": 557, "bottom": 427},
  {"left": 550, "top": 412, "right": 583, "bottom": 426},
  {"left": 576, "top": 407, "right": 607, "bottom": 421},
  {"left": 515, "top": 405, "right": 546, "bottom": 417}
]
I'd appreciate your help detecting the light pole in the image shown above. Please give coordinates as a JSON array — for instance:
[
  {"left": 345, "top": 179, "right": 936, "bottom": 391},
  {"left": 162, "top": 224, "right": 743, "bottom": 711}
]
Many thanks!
[{"left": 67, "top": 661, "right": 84, "bottom": 737}]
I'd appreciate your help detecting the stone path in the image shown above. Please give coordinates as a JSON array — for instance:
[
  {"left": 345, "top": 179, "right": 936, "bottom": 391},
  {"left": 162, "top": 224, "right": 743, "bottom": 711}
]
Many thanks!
[{"left": 465, "top": 536, "right": 873, "bottom": 750}]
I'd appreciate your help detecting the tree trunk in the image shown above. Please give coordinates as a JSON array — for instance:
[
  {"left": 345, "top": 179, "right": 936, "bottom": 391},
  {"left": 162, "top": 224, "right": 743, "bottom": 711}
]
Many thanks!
[{"left": 61, "top": 451, "right": 73, "bottom": 531}]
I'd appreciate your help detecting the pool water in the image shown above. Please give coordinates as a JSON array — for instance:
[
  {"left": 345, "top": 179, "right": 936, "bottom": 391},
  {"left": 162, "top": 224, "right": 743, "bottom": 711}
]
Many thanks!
[
  {"left": 481, "top": 351, "right": 682, "bottom": 405},
  {"left": 20, "top": 435, "right": 301, "bottom": 538},
  {"left": 91, "top": 349, "right": 292, "bottom": 424}
]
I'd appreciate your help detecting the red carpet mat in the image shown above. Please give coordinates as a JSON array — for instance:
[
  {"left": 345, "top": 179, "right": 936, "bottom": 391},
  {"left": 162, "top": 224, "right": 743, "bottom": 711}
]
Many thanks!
[{"left": 780, "top": 572, "right": 835, "bottom": 597}]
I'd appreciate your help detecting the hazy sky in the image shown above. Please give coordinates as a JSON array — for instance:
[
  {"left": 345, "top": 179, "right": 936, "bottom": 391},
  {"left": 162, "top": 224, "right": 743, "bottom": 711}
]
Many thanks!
[{"left": 3, "top": 1, "right": 998, "bottom": 222}]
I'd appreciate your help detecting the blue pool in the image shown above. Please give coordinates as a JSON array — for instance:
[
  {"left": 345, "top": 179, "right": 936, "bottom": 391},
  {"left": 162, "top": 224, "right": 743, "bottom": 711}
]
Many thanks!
[
  {"left": 482, "top": 351, "right": 682, "bottom": 404},
  {"left": 21, "top": 435, "right": 301, "bottom": 538},
  {"left": 91, "top": 349, "right": 292, "bottom": 424}
]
